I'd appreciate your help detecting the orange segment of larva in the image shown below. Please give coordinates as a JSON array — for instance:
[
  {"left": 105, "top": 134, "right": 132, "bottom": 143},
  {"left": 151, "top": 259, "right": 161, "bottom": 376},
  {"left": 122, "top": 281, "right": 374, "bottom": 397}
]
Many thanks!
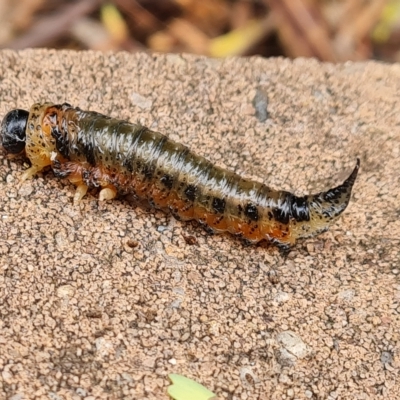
[{"left": 0, "top": 102, "right": 360, "bottom": 248}]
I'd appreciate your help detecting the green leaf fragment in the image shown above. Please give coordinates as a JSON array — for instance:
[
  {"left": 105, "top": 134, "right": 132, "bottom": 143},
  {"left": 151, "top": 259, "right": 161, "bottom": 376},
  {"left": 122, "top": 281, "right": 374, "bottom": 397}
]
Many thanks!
[{"left": 167, "top": 374, "right": 217, "bottom": 400}]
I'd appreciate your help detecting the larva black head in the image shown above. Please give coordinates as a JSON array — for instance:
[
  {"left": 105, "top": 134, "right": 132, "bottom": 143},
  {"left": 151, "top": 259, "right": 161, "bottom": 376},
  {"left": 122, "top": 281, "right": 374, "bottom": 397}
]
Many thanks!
[{"left": 1, "top": 109, "right": 29, "bottom": 154}]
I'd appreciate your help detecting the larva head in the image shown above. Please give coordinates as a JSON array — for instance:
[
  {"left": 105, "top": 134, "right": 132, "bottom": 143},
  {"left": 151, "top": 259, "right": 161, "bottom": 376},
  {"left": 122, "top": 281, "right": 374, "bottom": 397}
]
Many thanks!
[{"left": 0, "top": 109, "right": 29, "bottom": 154}]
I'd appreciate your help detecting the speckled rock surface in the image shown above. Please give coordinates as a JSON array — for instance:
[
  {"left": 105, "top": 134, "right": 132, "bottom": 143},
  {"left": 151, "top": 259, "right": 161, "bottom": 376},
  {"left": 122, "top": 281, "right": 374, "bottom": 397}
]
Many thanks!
[{"left": 0, "top": 50, "right": 399, "bottom": 399}]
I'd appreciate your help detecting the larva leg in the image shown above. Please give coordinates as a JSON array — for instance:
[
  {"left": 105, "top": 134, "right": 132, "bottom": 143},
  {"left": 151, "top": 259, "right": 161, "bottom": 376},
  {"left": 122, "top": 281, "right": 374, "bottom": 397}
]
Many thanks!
[
  {"left": 20, "top": 149, "right": 53, "bottom": 181},
  {"left": 20, "top": 165, "right": 43, "bottom": 181},
  {"left": 99, "top": 185, "right": 117, "bottom": 201},
  {"left": 74, "top": 184, "right": 89, "bottom": 204},
  {"left": 50, "top": 158, "right": 92, "bottom": 204},
  {"left": 69, "top": 177, "right": 90, "bottom": 204}
]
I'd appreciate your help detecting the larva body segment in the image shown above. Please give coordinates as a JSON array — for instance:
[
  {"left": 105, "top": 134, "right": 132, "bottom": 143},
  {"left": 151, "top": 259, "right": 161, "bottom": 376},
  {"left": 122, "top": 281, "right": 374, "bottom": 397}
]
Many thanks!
[{"left": 0, "top": 102, "right": 359, "bottom": 247}]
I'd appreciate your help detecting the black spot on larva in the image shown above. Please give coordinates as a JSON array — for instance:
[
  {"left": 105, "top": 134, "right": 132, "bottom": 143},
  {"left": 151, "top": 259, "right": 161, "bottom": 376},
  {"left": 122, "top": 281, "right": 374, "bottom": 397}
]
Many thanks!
[
  {"left": 272, "top": 207, "right": 290, "bottom": 225},
  {"left": 53, "top": 168, "right": 70, "bottom": 179},
  {"left": 61, "top": 115, "right": 68, "bottom": 132},
  {"left": 323, "top": 186, "right": 346, "bottom": 201},
  {"left": 291, "top": 195, "right": 310, "bottom": 222},
  {"left": 244, "top": 203, "right": 259, "bottom": 221},
  {"left": 142, "top": 164, "right": 154, "bottom": 180},
  {"left": 160, "top": 174, "right": 174, "bottom": 189},
  {"left": 184, "top": 185, "right": 197, "bottom": 201},
  {"left": 212, "top": 197, "right": 226, "bottom": 214},
  {"left": 51, "top": 125, "right": 69, "bottom": 158},
  {"left": 169, "top": 206, "right": 182, "bottom": 221},
  {"left": 215, "top": 215, "right": 224, "bottom": 225},
  {"left": 82, "top": 140, "right": 96, "bottom": 166},
  {"left": 123, "top": 159, "right": 134, "bottom": 173},
  {"left": 202, "top": 224, "right": 215, "bottom": 235}
]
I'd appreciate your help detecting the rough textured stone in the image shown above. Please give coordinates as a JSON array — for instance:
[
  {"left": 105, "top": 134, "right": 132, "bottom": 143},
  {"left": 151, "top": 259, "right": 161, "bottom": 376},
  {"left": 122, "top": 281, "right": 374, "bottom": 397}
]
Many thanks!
[
  {"left": 277, "top": 330, "right": 310, "bottom": 359},
  {"left": 0, "top": 49, "right": 399, "bottom": 399}
]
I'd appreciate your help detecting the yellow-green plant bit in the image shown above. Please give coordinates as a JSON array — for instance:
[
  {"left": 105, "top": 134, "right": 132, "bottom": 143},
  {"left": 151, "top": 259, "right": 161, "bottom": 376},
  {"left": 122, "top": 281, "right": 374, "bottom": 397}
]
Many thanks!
[{"left": 168, "top": 374, "right": 217, "bottom": 400}]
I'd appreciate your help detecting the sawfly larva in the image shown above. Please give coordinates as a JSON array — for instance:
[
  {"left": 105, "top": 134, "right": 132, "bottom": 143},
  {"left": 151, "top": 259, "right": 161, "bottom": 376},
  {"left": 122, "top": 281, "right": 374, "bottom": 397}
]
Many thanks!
[{"left": 0, "top": 102, "right": 359, "bottom": 247}]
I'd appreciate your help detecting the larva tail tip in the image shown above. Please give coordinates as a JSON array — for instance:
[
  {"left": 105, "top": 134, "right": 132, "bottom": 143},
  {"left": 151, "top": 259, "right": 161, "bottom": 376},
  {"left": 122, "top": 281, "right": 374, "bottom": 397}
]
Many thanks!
[
  {"left": 345, "top": 158, "right": 360, "bottom": 188},
  {"left": 307, "top": 158, "right": 360, "bottom": 226}
]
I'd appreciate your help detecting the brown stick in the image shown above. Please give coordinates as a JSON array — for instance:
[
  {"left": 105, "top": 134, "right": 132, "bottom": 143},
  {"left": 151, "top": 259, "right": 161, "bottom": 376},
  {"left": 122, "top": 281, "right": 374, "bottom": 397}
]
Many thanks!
[
  {"left": 265, "top": 0, "right": 337, "bottom": 61},
  {"left": 3, "top": 0, "right": 102, "bottom": 49}
]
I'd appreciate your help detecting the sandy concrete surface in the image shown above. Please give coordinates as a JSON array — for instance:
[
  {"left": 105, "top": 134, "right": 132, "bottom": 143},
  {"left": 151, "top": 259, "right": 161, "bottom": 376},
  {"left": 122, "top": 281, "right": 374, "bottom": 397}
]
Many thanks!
[{"left": 0, "top": 49, "right": 399, "bottom": 399}]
